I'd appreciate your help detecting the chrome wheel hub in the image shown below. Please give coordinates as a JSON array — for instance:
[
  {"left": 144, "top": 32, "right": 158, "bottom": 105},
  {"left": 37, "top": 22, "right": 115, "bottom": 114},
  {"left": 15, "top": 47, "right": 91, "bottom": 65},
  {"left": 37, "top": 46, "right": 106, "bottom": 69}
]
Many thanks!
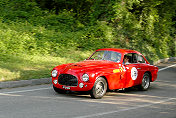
[
  {"left": 142, "top": 76, "right": 149, "bottom": 89},
  {"left": 95, "top": 81, "right": 104, "bottom": 95}
]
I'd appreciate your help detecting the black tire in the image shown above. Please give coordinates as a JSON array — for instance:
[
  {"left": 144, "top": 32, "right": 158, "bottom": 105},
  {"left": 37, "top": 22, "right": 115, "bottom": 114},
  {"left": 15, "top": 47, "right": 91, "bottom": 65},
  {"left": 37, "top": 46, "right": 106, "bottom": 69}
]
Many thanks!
[
  {"left": 53, "top": 85, "right": 66, "bottom": 94},
  {"left": 139, "top": 73, "right": 150, "bottom": 91},
  {"left": 90, "top": 77, "right": 107, "bottom": 99}
]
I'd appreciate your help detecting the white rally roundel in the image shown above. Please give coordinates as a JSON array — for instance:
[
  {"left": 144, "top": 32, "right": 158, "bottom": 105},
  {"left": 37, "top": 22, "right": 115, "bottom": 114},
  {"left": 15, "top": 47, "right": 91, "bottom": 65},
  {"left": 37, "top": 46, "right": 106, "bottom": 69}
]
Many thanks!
[{"left": 131, "top": 67, "right": 138, "bottom": 80}]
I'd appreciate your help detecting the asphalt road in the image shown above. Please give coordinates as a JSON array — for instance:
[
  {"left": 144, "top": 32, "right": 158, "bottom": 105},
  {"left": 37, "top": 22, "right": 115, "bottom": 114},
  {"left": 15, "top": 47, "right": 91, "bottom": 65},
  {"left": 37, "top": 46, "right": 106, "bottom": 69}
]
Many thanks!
[{"left": 0, "top": 62, "right": 176, "bottom": 118}]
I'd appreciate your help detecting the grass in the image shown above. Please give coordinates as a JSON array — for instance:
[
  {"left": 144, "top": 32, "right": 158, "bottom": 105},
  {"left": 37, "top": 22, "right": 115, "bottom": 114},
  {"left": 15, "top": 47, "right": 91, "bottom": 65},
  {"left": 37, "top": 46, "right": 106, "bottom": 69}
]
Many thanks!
[{"left": 0, "top": 50, "right": 92, "bottom": 82}]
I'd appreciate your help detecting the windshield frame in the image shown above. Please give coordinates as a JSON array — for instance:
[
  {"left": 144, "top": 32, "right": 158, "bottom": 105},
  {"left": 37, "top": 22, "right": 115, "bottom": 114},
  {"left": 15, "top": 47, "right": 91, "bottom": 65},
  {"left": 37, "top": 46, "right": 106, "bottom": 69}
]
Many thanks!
[{"left": 88, "top": 50, "right": 122, "bottom": 63}]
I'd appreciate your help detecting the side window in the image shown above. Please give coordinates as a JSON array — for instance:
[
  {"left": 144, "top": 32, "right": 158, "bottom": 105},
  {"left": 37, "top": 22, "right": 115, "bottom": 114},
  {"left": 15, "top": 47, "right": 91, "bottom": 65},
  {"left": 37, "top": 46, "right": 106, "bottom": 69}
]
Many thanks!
[
  {"left": 137, "top": 55, "right": 145, "bottom": 63},
  {"left": 132, "top": 53, "right": 138, "bottom": 63},
  {"left": 124, "top": 53, "right": 138, "bottom": 63},
  {"left": 123, "top": 53, "right": 146, "bottom": 64}
]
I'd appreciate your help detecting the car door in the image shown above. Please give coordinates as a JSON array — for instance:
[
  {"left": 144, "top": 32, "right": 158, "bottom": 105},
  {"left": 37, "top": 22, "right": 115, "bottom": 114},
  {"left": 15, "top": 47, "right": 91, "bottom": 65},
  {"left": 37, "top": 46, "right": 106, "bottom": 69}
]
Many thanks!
[
  {"left": 123, "top": 53, "right": 143, "bottom": 88},
  {"left": 136, "top": 54, "right": 149, "bottom": 84},
  {"left": 107, "top": 52, "right": 126, "bottom": 90},
  {"left": 112, "top": 63, "right": 126, "bottom": 89}
]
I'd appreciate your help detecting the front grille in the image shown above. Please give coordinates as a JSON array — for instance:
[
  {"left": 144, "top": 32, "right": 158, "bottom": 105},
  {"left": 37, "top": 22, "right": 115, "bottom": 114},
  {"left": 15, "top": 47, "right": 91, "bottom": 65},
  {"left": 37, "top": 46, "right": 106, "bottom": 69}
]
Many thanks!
[{"left": 58, "top": 74, "right": 78, "bottom": 86}]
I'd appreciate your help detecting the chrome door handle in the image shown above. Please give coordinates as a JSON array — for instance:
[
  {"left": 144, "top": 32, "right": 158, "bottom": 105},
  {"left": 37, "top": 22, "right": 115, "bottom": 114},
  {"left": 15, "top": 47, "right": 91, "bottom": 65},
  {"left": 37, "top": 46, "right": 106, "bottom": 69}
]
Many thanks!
[{"left": 137, "top": 68, "right": 141, "bottom": 69}]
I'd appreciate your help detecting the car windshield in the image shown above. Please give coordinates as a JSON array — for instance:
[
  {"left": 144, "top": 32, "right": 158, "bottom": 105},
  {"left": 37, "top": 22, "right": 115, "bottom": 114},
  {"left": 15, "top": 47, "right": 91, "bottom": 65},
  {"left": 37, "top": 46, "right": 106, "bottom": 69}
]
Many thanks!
[{"left": 89, "top": 51, "right": 121, "bottom": 62}]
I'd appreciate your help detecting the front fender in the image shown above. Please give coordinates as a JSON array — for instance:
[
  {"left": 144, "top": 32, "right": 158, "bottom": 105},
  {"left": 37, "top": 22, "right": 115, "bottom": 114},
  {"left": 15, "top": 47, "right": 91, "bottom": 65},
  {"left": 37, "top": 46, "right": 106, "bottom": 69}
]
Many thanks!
[
  {"left": 52, "top": 63, "right": 73, "bottom": 71},
  {"left": 88, "top": 68, "right": 117, "bottom": 88}
]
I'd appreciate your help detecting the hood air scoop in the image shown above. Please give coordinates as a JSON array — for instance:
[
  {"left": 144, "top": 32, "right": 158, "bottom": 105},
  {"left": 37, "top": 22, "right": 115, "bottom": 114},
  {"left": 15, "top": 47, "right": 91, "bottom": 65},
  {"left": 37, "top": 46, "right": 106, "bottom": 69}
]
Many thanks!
[{"left": 73, "top": 64, "right": 82, "bottom": 67}]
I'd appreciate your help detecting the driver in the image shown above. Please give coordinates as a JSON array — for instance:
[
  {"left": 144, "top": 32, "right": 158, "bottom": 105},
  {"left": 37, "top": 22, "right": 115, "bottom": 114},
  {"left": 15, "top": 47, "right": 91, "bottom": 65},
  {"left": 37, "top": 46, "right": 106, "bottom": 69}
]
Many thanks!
[{"left": 123, "top": 55, "right": 130, "bottom": 65}]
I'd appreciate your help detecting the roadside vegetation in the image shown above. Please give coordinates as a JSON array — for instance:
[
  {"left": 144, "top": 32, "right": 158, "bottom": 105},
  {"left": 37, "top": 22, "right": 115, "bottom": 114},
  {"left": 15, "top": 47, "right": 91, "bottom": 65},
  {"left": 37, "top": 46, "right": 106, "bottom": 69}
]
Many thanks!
[{"left": 0, "top": 0, "right": 175, "bottom": 81}]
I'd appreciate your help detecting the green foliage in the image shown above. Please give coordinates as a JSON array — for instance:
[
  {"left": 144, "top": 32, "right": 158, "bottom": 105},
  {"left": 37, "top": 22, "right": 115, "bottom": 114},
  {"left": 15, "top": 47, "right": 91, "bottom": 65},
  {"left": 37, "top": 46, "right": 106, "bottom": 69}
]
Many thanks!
[
  {"left": 0, "top": 0, "right": 175, "bottom": 59},
  {"left": 0, "top": 0, "right": 43, "bottom": 22}
]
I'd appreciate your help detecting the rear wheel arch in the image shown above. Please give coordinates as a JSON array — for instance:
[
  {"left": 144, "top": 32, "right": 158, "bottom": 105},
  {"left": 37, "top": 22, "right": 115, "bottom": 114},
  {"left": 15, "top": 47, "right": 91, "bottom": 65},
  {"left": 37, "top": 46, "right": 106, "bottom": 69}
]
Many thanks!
[{"left": 145, "top": 71, "right": 152, "bottom": 82}]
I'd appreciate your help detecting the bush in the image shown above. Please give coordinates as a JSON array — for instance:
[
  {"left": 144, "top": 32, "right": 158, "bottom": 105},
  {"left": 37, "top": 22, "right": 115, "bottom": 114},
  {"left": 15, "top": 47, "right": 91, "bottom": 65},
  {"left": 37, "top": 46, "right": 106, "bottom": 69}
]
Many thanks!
[{"left": 0, "top": 0, "right": 175, "bottom": 62}]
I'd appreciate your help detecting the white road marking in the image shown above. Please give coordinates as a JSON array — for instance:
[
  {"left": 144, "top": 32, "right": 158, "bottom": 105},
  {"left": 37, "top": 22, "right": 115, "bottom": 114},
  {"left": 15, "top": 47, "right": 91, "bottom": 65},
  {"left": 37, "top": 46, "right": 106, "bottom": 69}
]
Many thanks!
[
  {"left": 158, "top": 64, "right": 176, "bottom": 72},
  {"left": 0, "top": 93, "right": 22, "bottom": 96},
  {"left": 74, "top": 98, "right": 176, "bottom": 118},
  {"left": 0, "top": 87, "right": 51, "bottom": 94}
]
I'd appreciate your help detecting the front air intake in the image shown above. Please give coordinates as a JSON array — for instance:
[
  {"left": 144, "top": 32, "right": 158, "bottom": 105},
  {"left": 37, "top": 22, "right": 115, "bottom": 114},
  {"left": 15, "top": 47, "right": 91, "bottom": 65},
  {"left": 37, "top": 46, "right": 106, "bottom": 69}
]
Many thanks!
[{"left": 58, "top": 74, "right": 78, "bottom": 86}]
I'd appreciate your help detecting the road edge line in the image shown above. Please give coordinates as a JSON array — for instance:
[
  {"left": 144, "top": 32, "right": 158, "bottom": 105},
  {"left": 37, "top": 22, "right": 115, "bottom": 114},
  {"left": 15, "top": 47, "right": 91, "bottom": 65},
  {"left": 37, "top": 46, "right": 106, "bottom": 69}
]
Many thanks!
[
  {"left": 0, "top": 78, "right": 52, "bottom": 89},
  {"left": 158, "top": 64, "right": 176, "bottom": 72}
]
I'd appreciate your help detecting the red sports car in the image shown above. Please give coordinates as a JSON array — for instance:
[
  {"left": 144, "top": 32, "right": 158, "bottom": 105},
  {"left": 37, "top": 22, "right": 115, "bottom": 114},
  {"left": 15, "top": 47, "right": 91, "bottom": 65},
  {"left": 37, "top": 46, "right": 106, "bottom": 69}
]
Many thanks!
[{"left": 51, "top": 48, "right": 158, "bottom": 99}]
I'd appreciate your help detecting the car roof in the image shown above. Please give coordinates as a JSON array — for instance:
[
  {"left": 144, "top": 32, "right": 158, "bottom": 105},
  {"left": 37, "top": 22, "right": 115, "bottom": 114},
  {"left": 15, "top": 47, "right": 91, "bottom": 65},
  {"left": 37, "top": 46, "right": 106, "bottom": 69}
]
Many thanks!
[
  {"left": 95, "top": 48, "right": 150, "bottom": 64},
  {"left": 96, "top": 48, "right": 141, "bottom": 55}
]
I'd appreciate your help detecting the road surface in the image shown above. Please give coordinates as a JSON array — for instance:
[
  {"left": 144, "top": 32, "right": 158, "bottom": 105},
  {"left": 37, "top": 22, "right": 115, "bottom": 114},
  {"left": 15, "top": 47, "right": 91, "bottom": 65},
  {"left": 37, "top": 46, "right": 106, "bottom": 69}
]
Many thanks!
[{"left": 0, "top": 62, "right": 176, "bottom": 118}]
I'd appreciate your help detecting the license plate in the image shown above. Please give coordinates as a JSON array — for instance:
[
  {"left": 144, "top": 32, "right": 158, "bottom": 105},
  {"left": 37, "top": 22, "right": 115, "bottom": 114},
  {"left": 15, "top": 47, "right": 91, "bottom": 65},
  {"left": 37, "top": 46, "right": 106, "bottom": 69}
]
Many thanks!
[{"left": 62, "top": 86, "right": 70, "bottom": 89}]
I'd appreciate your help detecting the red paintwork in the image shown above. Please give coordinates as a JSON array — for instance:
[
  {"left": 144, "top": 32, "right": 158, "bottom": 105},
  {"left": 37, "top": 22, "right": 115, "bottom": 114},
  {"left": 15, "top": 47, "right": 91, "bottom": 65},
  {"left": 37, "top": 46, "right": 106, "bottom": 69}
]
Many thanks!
[{"left": 52, "top": 48, "right": 158, "bottom": 91}]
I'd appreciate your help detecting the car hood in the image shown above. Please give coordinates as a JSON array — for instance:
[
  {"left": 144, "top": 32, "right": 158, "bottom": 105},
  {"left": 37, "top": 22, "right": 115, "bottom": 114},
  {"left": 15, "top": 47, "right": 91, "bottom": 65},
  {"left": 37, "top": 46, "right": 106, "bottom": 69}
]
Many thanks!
[{"left": 60, "top": 60, "right": 118, "bottom": 73}]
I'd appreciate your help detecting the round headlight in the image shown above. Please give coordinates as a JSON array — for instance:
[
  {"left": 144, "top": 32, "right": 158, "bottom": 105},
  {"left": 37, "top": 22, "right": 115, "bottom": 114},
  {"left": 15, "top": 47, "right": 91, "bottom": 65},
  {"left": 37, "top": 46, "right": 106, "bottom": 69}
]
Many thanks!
[
  {"left": 52, "top": 70, "right": 58, "bottom": 77},
  {"left": 82, "top": 74, "right": 89, "bottom": 82}
]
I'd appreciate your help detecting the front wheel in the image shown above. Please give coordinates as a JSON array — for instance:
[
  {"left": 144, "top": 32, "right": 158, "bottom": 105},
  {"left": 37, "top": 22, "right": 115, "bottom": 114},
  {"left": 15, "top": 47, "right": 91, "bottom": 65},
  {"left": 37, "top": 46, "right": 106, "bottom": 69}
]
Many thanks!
[
  {"left": 90, "top": 77, "right": 107, "bottom": 99},
  {"left": 139, "top": 73, "right": 150, "bottom": 91}
]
